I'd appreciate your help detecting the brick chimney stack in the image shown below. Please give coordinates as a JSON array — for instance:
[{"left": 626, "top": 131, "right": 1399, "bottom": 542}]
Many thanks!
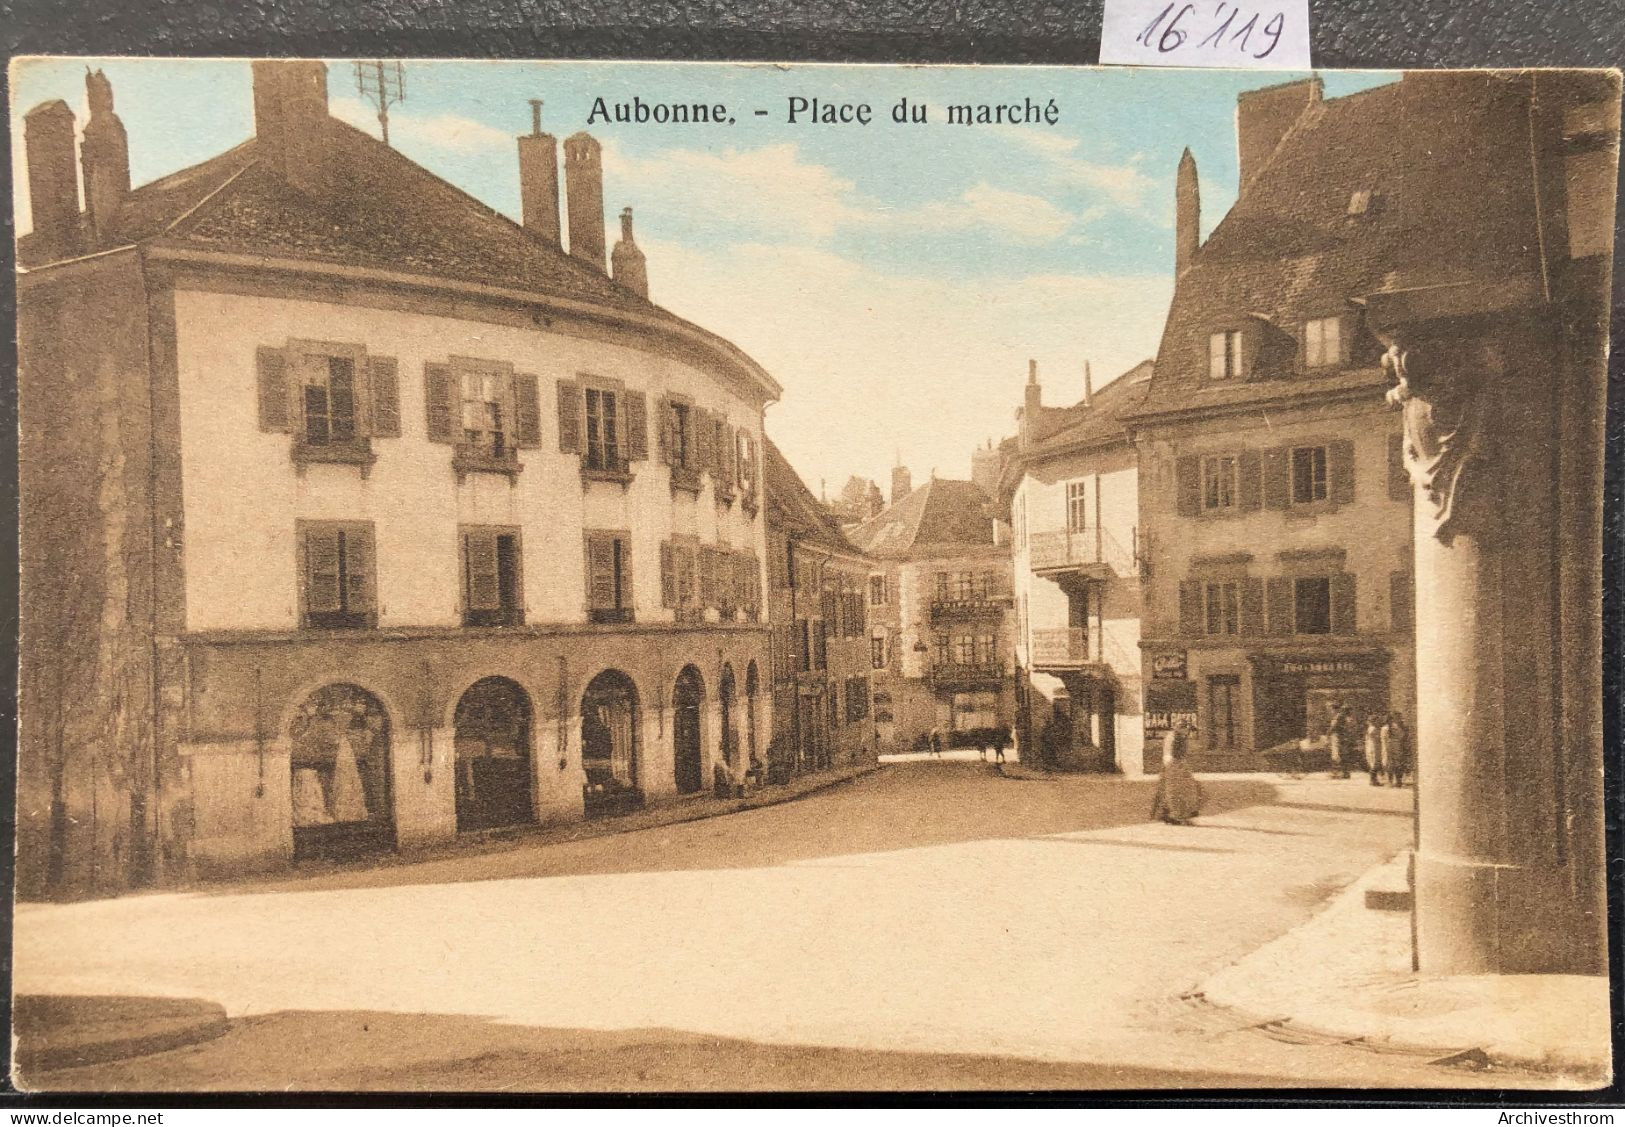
[
  {"left": 23, "top": 100, "right": 79, "bottom": 258},
  {"left": 80, "top": 69, "right": 130, "bottom": 245},
  {"left": 251, "top": 60, "right": 332, "bottom": 198},
  {"left": 891, "top": 464, "right": 913, "bottom": 505},
  {"left": 611, "top": 207, "right": 649, "bottom": 298},
  {"left": 1082, "top": 361, "right": 1095, "bottom": 407},
  {"left": 1176, "top": 147, "right": 1200, "bottom": 276},
  {"left": 517, "top": 99, "right": 561, "bottom": 247},
  {"left": 563, "top": 132, "right": 606, "bottom": 272}
]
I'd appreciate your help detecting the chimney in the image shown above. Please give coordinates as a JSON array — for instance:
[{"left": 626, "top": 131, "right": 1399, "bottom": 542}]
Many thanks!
[
  {"left": 563, "top": 132, "right": 606, "bottom": 272},
  {"left": 891, "top": 464, "right": 913, "bottom": 505},
  {"left": 80, "top": 69, "right": 130, "bottom": 245},
  {"left": 1235, "top": 76, "right": 1321, "bottom": 191},
  {"left": 611, "top": 207, "right": 649, "bottom": 298},
  {"left": 1024, "top": 358, "right": 1043, "bottom": 415},
  {"left": 23, "top": 100, "right": 79, "bottom": 257},
  {"left": 971, "top": 438, "right": 1002, "bottom": 500},
  {"left": 517, "top": 99, "right": 561, "bottom": 247},
  {"left": 867, "top": 482, "right": 884, "bottom": 517},
  {"left": 1176, "top": 147, "right": 1200, "bottom": 275},
  {"left": 252, "top": 60, "right": 332, "bottom": 197},
  {"left": 1082, "top": 361, "right": 1095, "bottom": 407}
]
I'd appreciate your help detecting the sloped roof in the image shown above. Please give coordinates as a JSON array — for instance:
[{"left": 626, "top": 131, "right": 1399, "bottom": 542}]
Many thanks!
[
  {"left": 1027, "top": 360, "right": 1153, "bottom": 455},
  {"left": 849, "top": 477, "right": 996, "bottom": 558},
  {"left": 764, "top": 437, "right": 864, "bottom": 557},
  {"left": 1133, "top": 72, "right": 1547, "bottom": 421}
]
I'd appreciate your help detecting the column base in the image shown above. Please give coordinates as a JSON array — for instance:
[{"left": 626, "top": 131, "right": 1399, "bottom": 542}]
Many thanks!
[{"left": 1415, "top": 851, "right": 1598, "bottom": 975}]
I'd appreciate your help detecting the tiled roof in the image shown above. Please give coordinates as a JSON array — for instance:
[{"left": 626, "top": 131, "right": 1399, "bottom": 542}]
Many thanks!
[
  {"left": 849, "top": 477, "right": 996, "bottom": 558},
  {"left": 764, "top": 437, "right": 864, "bottom": 556},
  {"left": 1027, "top": 360, "right": 1153, "bottom": 454},
  {"left": 1133, "top": 73, "right": 1547, "bottom": 420}
]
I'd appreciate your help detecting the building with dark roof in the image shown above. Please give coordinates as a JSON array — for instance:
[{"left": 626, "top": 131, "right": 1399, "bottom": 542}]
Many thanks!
[
  {"left": 17, "top": 62, "right": 781, "bottom": 895},
  {"left": 1001, "top": 359, "right": 1152, "bottom": 774},
  {"left": 849, "top": 475, "right": 1015, "bottom": 753},
  {"left": 762, "top": 440, "right": 880, "bottom": 780}
]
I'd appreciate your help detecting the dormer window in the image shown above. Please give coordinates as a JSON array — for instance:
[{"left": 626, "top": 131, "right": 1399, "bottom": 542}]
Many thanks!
[
  {"left": 1304, "top": 316, "right": 1343, "bottom": 368},
  {"left": 1209, "top": 330, "right": 1244, "bottom": 380}
]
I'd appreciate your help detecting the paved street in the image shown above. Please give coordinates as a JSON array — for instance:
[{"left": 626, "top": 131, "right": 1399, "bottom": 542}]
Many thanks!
[{"left": 14, "top": 762, "right": 1542, "bottom": 1091}]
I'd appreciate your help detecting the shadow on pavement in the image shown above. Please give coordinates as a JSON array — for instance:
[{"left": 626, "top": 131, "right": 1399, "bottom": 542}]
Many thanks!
[
  {"left": 21, "top": 1006, "right": 1316, "bottom": 1092},
  {"left": 13, "top": 994, "right": 229, "bottom": 1080},
  {"left": 206, "top": 765, "right": 1282, "bottom": 897}
]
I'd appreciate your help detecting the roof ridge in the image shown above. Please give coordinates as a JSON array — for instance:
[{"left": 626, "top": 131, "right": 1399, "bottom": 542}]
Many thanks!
[{"left": 163, "top": 161, "right": 259, "bottom": 236}]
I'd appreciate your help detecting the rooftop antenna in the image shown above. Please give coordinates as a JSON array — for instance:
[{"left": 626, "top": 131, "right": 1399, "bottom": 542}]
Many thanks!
[{"left": 353, "top": 61, "right": 406, "bottom": 147}]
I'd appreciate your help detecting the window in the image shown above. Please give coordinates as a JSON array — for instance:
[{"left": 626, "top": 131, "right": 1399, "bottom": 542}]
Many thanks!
[
  {"left": 827, "top": 685, "right": 841, "bottom": 730},
  {"left": 812, "top": 622, "right": 828, "bottom": 670},
  {"left": 1294, "top": 576, "right": 1332, "bottom": 635},
  {"left": 1291, "top": 445, "right": 1329, "bottom": 504},
  {"left": 300, "top": 521, "right": 375, "bottom": 630},
  {"left": 871, "top": 636, "right": 886, "bottom": 670},
  {"left": 736, "top": 431, "right": 759, "bottom": 510},
  {"left": 976, "top": 632, "right": 996, "bottom": 666},
  {"left": 1208, "top": 675, "right": 1240, "bottom": 749},
  {"left": 585, "top": 532, "right": 632, "bottom": 623},
  {"left": 301, "top": 355, "right": 359, "bottom": 447},
  {"left": 1202, "top": 455, "right": 1237, "bottom": 511},
  {"left": 1209, "top": 330, "right": 1244, "bottom": 380},
  {"left": 670, "top": 401, "right": 693, "bottom": 466},
  {"left": 954, "top": 633, "right": 977, "bottom": 666},
  {"left": 1204, "top": 581, "right": 1239, "bottom": 636},
  {"left": 933, "top": 633, "right": 950, "bottom": 667},
  {"left": 462, "top": 527, "right": 523, "bottom": 627},
  {"left": 954, "top": 571, "right": 978, "bottom": 601},
  {"left": 1066, "top": 480, "right": 1089, "bottom": 532},
  {"left": 584, "top": 386, "right": 622, "bottom": 471},
  {"left": 1304, "top": 317, "right": 1342, "bottom": 368},
  {"left": 869, "top": 574, "right": 888, "bottom": 606},
  {"left": 935, "top": 572, "right": 951, "bottom": 600},
  {"left": 460, "top": 369, "right": 508, "bottom": 457}
]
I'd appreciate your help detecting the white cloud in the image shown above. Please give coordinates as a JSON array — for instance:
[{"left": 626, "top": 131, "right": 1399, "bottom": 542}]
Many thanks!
[
  {"left": 642, "top": 237, "right": 1172, "bottom": 492},
  {"left": 904, "top": 183, "right": 1074, "bottom": 242},
  {"left": 330, "top": 96, "right": 511, "bottom": 154},
  {"left": 1003, "top": 128, "right": 1161, "bottom": 211}
]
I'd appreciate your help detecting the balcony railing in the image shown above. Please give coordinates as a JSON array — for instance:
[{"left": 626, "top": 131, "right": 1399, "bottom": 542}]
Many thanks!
[
  {"left": 1027, "top": 526, "right": 1136, "bottom": 577},
  {"left": 1030, "top": 627, "right": 1090, "bottom": 666},
  {"left": 929, "top": 591, "right": 1012, "bottom": 620},
  {"left": 931, "top": 660, "right": 1006, "bottom": 688}
]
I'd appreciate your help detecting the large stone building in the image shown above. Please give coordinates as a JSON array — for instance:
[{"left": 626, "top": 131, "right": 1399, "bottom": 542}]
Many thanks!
[
  {"left": 1127, "top": 70, "right": 1617, "bottom": 975},
  {"left": 16, "top": 62, "right": 779, "bottom": 895},
  {"left": 1004, "top": 360, "right": 1150, "bottom": 774},
  {"left": 763, "top": 440, "right": 879, "bottom": 780},
  {"left": 850, "top": 476, "right": 1015, "bottom": 751}
]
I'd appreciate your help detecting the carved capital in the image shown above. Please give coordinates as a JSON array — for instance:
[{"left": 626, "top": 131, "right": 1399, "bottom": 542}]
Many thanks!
[{"left": 1383, "top": 337, "right": 1490, "bottom": 545}]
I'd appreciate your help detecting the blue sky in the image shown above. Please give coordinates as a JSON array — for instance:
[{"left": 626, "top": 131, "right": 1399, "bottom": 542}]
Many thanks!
[{"left": 11, "top": 59, "right": 1397, "bottom": 493}]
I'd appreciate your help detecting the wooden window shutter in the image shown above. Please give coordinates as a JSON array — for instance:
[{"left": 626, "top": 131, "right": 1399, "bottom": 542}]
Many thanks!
[
  {"left": 1177, "top": 580, "right": 1202, "bottom": 635},
  {"left": 617, "top": 536, "right": 632, "bottom": 609},
  {"left": 1262, "top": 447, "right": 1290, "bottom": 510},
  {"left": 657, "top": 397, "right": 673, "bottom": 464},
  {"left": 1331, "top": 572, "right": 1357, "bottom": 634},
  {"left": 1240, "top": 577, "right": 1265, "bottom": 635},
  {"left": 694, "top": 408, "right": 714, "bottom": 476},
  {"left": 556, "top": 380, "right": 582, "bottom": 454},
  {"left": 256, "top": 346, "right": 292, "bottom": 432},
  {"left": 586, "top": 535, "right": 616, "bottom": 609},
  {"left": 1387, "top": 432, "right": 1410, "bottom": 501},
  {"left": 660, "top": 541, "right": 676, "bottom": 608},
  {"left": 1237, "top": 449, "right": 1262, "bottom": 511},
  {"left": 624, "top": 390, "right": 649, "bottom": 461},
  {"left": 305, "top": 526, "right": 343, "bottom": 614},
  {"left": 1330, "top": 439, "right": 1356, "bottom": 506},
  {"left": 513, "top": 372, "right": 542, "bottom": 448},
  {"left": 424, "top": 363, "right": 456, "bottom": 444},
  {"left": 1266, "top": 577, "right": 1294, "bottom": 635},
  {"left": 465, "top": 530, "right": 501, "bottom": 611},
  {"left": 1175, "top": 455, "right": 1200, "bottom": 517},
  {"left": 1390, "top": 571, "right": 1413, "bottom": 632},
  {"left": 699, "top": 546, "right": 717, "bottom": 609},
  {"left": 367, "top": 356, "right": 401, "bottom": 437},
  {"left": 345, "top": 525, "right": 376, "bottom": 615}
]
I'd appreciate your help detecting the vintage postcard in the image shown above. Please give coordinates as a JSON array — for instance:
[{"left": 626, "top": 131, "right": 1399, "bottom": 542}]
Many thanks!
[{"left": 9, "top": 56, "right": 1620, "bottom": 1093}]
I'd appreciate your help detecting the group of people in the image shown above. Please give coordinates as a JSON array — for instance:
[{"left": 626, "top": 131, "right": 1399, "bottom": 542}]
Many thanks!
[
  {"left": 1325, "top": 703, "right": 1412, "bottom": 787},
  {"left": 926, "top": 727, "right": 1008, "bottom": 763}
]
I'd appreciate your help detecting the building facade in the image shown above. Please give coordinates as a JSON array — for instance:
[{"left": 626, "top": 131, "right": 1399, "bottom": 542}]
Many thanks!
[
  {"left": 764, "top": 440, "right": 879, "bottom": 780},
  {"left": 17, "top": 62, "right": 781, "bottom": 895},
  {"left": 1004, "top": 361, "right": 1150, "bottom": 774},
  {"left": 851, "top": 478, "right": 1016, "bottom": 752}
]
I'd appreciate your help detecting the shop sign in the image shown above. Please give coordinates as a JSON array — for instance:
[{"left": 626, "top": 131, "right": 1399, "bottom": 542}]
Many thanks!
[
  {"left": 1144, "top": 679, "right": 1197, "bottom": 737},
  {"left": 1150, "top": 651, "right": 1187, "bottom": 680}
]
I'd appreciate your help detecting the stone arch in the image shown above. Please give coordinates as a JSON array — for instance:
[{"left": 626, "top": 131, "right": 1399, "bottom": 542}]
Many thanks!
[
  {"left": 673, "top": 664, "right": 706, "bottom": 795},
  {"left": 582, "top": 668, "right": 642, "bottom": 816},
  {"left": 286, "top": 682, "right": 396, "bottom": 860},
  {"left": 452, "top": 676, "right": 535, "bottom": 833}
]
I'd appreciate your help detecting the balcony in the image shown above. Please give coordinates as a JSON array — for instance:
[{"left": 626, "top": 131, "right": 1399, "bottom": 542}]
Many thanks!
[
  {"left": 1027, "top": 526, "right": 1135, "bottom": 579},
  {"left": 929, "top": 590, "right": 1013, "bottom": 622},
  {"left": 931, "top": 660, "right": 1006, "bottom": 690}
]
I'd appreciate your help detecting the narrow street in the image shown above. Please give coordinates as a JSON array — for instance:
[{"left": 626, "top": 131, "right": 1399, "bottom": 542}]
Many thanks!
[{"left": 14, "top": 762, "right": 1533, "bottom": 1091}]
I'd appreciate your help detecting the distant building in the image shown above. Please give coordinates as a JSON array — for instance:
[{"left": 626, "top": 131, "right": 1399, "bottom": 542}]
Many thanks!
[
  {"left": 829, "top": 474, "right": 884, "bottom": 525},
  {"left": 763, "top": 441, "right": 879, "bottom": 780},
  {"left": 1003, "top": 360, "right": 1151, "bottom": 774},
  {"left": 850, "top": 476, "right": 1015, "bottom": 752},
  {"left": 17, "top": 62, "right": 778, "bottom": 895}
]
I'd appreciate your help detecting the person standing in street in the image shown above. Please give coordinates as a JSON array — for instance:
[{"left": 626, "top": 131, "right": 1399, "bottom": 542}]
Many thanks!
[
  {"left": 1383, "top": 712, "right": 1411, "bottom": 788},
  {"left": 1365, "top": 714, "right": 1386, "bottom": 786},
  {"left": 929, "top": 727, "right": 943, "bottom": 758},
  {"left": 1327, "top": 702, "right": 1354, "bottom": 779},
  {"left": 1151, "top": 725, "right": 1204, "bottom": 825}
]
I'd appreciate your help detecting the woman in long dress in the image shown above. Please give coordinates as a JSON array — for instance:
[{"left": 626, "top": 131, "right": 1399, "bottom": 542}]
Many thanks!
[
  {"left": 327, "top": 728, "right": 371, "bottom": 824},
  {"left": 1151, "top": 725, "right": 1204, "bottom": 825}
]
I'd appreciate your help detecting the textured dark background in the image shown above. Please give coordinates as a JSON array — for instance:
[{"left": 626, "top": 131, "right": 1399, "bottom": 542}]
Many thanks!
[{"left": 0, "top": 0, "right": 1622, "bottom": 66}]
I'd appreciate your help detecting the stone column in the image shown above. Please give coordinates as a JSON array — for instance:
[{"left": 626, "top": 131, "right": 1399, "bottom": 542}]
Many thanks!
[{"left": 1376, "top": 292, "right": 1604, "bottom": 974}]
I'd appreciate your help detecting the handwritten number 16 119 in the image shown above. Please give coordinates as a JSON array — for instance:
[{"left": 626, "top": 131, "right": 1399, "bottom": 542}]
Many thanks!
[{"left": 1136, "top": 1, "right": 1286, "bottom": 58}]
